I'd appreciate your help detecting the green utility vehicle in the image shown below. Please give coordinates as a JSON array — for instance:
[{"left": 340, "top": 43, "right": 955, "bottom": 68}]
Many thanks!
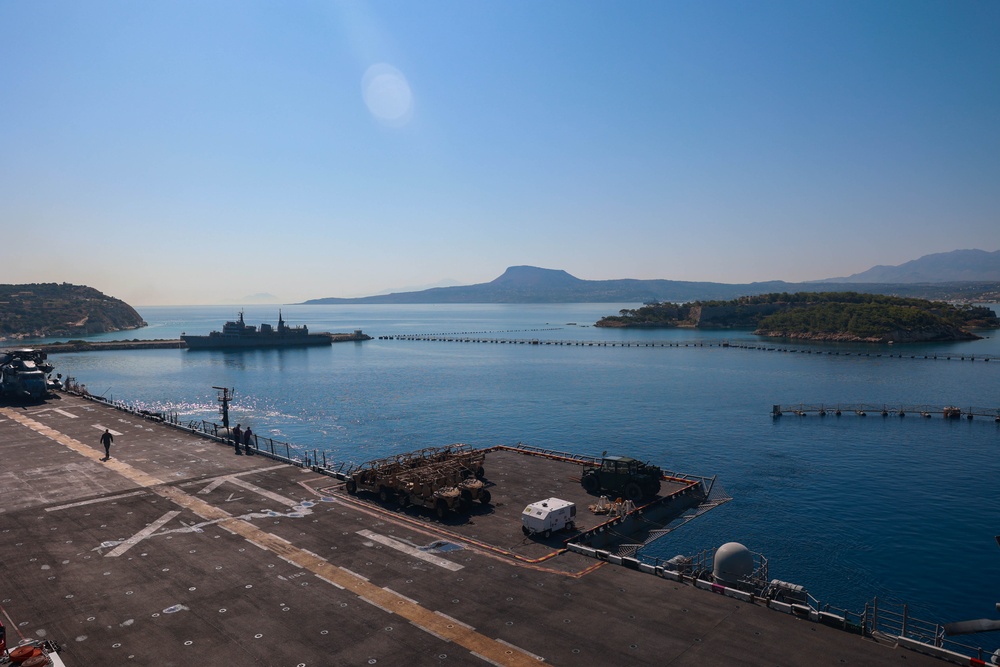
[{"left": 580, "top": 456, "right": 662, "bottom": 502}]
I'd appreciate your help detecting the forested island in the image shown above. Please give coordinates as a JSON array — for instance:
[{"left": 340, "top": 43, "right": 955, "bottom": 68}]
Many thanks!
[
  {"left": 596, "top": 292, "right": 999, "bottom": 343},
  {"left": 0, "top": 283, "right": 146, "bottom": 341}
]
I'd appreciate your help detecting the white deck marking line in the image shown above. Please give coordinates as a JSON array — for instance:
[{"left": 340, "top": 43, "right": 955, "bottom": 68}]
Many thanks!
[
  {"left": 383, "top": 588, "right": 420, "bottom": 605},
  {"left": 434, "top": 610, "right": 475, "bottom": 630},
  {"left": 357, "top": 529, "right": 463, "bottom": 572},
  {"left": 496, "top": 638, "right": 545, "bottom": 662},
  {"left": 339, "top": 567, "right": 369, "bottom": 582},
  {"left": 411, "top": 622, "right": 451, "bottom": 643},
  {"left": 198, "top": 478, "right": 228, "bottom": 494},
  {"left": 196, "top": 465, "right": 288, "bottom": 495},
  {"left": 226, "top": 476, "right": 299, "bottom": 507},
  {"left": 105, "top": 511, "right": 181, "bottom": 557},
  {"left": 278, "top": 555, "right": 304, "bottom": 568},
  {"left": 93, "top": 424, "right": 123, "bottom": 436},
  {"left": 46, "top": 490, "right": 149, "bottom": 512},
  {"left": 359, "top": 596, "right": 394, "bottom": 614},
  {"left": 471, "top": 653, "right": 506, "bottom": 667},
  {"left": 315, "top": 574, "right": 345, "bottom": 590},
  {"left": 250, "top": 463, "right": 289, "bottom": 473},
  {"left": 33, "top": 408, "right": 78, "bottom": 418}
]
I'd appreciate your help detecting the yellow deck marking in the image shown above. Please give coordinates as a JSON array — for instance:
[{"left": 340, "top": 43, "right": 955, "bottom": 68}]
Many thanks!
[{"left": 1, "top": 407, "right": 546, "bottom": 666}]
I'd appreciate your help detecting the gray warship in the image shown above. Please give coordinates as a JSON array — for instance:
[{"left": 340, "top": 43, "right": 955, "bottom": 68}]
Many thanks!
[{"left": 180, "top": 311, "right": 335, "bottom": 350}]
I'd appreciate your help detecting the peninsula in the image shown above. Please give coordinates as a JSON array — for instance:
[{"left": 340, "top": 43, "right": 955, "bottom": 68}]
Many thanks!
[
  {"left": 595, "top": 292, "right": 1000, "bottom": 344},
  {"left": 0, "top": 283, "right": 146, "bottom": 341}
]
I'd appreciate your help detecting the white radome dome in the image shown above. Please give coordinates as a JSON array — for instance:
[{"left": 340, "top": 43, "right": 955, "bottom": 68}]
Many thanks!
[{"left": 713, "top": 542, "right": 754, "bottom": 586}]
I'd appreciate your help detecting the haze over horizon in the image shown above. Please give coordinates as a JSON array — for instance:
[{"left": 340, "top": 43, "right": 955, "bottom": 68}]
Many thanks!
[{"left": 2, "top": 2, "right": 999, "bottom": 306}]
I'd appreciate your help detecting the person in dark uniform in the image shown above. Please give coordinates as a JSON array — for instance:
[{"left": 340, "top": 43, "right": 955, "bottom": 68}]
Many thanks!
[
  {"left": 243, "top": 427, "right": 254, "bottom": 455},
  {"left": 233, "top": 423, "right": 243, "bottom": 455},
  {"left": 100, "top": 429, "right": 114, "bottom": 460}
]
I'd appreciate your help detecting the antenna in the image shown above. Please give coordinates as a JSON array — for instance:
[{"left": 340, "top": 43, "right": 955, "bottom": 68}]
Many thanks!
[{"left": 212, "top": 386, "right": 234, "bottom": 429}]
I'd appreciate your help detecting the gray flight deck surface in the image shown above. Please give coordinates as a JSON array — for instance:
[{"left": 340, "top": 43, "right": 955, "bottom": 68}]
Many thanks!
[{"left": 0, "top": 393, "right": 943, "bottom": 666}]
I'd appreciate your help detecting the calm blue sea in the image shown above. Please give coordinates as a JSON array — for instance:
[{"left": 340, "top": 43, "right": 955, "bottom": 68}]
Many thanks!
[{"left": 35, "top": 303, "right": 1000, "bottom": 645}]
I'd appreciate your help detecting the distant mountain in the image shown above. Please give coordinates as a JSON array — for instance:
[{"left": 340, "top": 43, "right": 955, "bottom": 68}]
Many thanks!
[
  {"left": 226, "top": 292, "right": 280, "bottom": 304},
  {"left": 302, "top": 263, "right": 1000, "bottom": 305},
  {"left": 820, "top": 249, "right": 1000, "bottom": 283},
  {"left": 371, "top": 278, "right": 462, "bottom": 295},
  {"left": 302, "top": 266, "right": 776, "bottom": 304}
]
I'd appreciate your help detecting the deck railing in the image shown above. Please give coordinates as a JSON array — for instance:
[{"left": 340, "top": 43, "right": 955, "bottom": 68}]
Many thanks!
[{"left": 865, "top": 598, "right": 999, "bottom": 664}]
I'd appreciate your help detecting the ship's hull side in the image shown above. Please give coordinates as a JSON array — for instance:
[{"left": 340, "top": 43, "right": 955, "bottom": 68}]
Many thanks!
[{"left": 181, "top": 334, "right": 333, "bottom": 350}]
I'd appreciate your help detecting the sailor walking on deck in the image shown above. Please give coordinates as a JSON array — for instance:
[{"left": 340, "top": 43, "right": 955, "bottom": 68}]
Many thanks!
[
  {"left": 100, "top": 428, "right": 113, "bottom": 461},
  {"left": 243, "top": 427, "right": 254, "bottom": 455}
]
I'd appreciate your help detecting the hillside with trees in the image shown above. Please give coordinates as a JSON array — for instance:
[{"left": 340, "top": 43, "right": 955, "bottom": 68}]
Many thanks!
[
  {"left": 0, "top": 283, "right": 146, "bottom": 341},
  {"left": 596, "top": 292, "right": 999, "bottom": 343}
]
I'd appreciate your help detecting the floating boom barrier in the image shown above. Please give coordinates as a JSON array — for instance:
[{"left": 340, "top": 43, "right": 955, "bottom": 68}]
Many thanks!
[{"left": 379, "top": 335, "right": 999, "bottom": 362}]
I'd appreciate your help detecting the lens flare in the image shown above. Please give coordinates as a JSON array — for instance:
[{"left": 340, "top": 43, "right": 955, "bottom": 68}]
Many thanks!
[{"left": 362, "top": 63, "right": 413, "bottom": 125}]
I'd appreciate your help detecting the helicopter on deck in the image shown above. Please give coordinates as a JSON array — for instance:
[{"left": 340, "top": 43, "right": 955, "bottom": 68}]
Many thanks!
[{"left": 0, "top": 348, "right": 57, "bottom": 402}]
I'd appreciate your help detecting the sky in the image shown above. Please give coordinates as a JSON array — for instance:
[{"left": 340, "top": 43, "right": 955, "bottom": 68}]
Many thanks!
[{"left": 1, "top": 1, "right": 999, "bottom": 305}]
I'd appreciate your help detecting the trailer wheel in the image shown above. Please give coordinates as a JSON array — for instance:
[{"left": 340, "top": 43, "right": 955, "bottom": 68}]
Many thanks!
[
  {"left": 345, "top": 479, "right": 357, "bottom": 495},
  {"left": 480, "top": 489, "right": 491, "bottom": 505},
  {"left": 435, "top": 500, "right": 448, "bottom": 520},
  {"left": 460, "top": 488, "right": 473, "bottom": 501},
  {"left": 543, "top": 529, "right": 551, "bottom": 539},
  {"left": 522, "top": 525, "right": 530, "bottom": 536},
  {"left": 624, "top": 482, "right": 643, "bottom": 502},
  {"left": 378, "top": 486, "right": 394, "bottom": 503},
  {"left": 581, "top": 473, "right": 600, "bottom": 493},
  {"left": 475, "top": 466, "right": 485, "bottom": 480},
  {"left": 398, "top": 493, "right": 411, "bottom": 509}
]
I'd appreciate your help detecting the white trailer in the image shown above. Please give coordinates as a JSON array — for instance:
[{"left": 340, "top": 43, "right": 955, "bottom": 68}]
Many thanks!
[{"left": 521, "top": 497, "right": 576, "bottom": 538}]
